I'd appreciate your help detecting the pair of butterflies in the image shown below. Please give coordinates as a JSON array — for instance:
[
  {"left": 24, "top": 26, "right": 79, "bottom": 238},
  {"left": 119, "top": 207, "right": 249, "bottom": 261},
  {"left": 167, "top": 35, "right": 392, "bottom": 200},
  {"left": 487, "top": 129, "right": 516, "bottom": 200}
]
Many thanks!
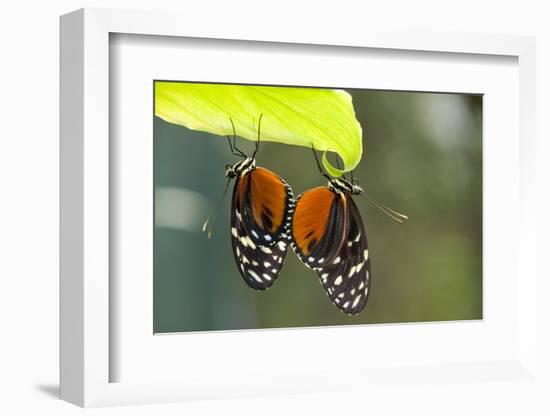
[{"left": 204, "top": 117, "right": 406, "bottom": 315}]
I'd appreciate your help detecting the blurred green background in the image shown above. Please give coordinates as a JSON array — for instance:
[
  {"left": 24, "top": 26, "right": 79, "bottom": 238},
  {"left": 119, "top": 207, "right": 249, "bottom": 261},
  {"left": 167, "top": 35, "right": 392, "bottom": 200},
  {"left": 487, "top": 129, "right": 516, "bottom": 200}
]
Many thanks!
[{"left": 153, "top": 85, "right": 482, "bottom": 333}]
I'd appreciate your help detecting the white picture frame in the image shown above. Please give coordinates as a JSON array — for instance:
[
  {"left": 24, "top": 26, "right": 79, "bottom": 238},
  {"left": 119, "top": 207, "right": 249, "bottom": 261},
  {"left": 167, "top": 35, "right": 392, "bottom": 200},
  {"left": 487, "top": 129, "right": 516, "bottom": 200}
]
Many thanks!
[{"left": 60, "top": 8, "right": 538, "bottom": 408}]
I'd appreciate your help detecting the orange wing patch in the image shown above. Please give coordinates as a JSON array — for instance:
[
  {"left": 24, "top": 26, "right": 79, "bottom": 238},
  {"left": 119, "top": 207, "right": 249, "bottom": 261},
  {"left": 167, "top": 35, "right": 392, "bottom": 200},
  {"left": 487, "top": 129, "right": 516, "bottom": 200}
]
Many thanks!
[
  {"left": 292, "top": 187, "right": 341, "bottom": 256},
  {"left": 249, "top": 167, "right": 288, "bottom": 233}
]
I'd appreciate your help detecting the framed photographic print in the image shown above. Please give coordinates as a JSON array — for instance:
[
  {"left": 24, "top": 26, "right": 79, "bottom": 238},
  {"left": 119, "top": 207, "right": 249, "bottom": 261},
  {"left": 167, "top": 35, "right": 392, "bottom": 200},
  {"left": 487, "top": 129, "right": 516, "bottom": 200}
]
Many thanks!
[{"left": 60, "top": 8, "right": 538, "bottom": 408}]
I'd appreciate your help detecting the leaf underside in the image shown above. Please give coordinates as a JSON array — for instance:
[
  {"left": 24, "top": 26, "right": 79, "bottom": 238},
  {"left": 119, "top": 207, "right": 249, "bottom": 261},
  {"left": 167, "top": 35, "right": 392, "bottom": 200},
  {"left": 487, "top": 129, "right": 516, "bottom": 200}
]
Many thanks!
[{"left": 155, "top": 82, "right": 363, "bottom": 176}]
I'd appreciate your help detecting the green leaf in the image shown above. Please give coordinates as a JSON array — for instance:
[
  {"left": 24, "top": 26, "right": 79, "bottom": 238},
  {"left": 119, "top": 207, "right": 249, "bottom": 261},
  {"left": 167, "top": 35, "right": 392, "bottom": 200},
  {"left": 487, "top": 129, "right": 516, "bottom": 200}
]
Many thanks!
[{"left": 155, "top": 82, "right": 363, "bottom": 176}]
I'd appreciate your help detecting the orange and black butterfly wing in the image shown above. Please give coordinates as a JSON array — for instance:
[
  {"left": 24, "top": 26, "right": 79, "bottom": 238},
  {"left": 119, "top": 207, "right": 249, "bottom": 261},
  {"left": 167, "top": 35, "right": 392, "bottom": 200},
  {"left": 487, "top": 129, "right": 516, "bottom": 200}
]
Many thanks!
[
  {"left": 230, "top": 167, "right": 293, "bottom": 290},
  {"left": 290, "top": 187, "right": 348, "bottom": 268},
  {"left": 239, "top": 167, "right": 294, "bottom": 246},
  {"left": 315, "top": 197, "right": 371, "bottom": 315}
]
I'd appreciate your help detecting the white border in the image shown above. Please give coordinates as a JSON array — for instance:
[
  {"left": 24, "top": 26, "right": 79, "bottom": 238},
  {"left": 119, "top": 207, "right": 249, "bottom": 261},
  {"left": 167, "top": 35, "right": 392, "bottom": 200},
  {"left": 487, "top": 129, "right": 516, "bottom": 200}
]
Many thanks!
[{"left": 60, "top": 8, "right": 537, "bottom": 407}]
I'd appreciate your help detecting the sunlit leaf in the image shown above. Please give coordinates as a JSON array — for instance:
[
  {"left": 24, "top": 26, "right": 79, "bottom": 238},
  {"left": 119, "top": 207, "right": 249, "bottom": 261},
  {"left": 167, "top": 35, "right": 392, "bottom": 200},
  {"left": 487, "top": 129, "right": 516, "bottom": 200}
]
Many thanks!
[{"left": 155, "top": 82, "right": 363, "bottom": 176}]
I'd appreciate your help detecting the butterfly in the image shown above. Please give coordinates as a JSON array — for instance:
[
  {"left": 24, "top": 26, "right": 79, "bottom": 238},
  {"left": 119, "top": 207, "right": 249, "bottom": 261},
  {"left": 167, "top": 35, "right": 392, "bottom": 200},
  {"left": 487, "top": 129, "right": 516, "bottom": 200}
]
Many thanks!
[
  {"left": 290, "top": 147, "right": 407, "bottom": 315},
  {"left": 203, "top": 115, "right": 294, "bottom": 290}
]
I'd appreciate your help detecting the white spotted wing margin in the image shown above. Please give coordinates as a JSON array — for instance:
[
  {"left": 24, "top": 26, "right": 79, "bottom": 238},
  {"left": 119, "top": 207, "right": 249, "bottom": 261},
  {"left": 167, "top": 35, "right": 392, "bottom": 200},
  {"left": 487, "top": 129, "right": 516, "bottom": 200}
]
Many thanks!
[
  {"left": 230, "top": 170, "right": 294, "bottom": 290},
  {"left": 316, "top": 197, "right": 371, "bottom": 315}
]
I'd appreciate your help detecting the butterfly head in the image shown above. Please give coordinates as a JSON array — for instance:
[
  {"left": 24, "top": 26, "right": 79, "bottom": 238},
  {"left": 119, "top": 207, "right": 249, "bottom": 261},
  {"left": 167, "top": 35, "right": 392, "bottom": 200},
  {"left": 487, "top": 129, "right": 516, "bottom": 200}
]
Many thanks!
[
  {"left": 328, "top": 177, "right": 363, "bottom": 195},
  {"left": 226, "top": 157, "right": 256, "bottom": 179}
]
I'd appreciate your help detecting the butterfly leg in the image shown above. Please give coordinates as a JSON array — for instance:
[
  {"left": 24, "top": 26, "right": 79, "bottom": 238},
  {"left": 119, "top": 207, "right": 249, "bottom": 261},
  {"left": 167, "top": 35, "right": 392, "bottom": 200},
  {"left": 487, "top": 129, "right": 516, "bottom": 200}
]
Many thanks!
[
  {"left": 310, "top": 144, "right": 332, "bottom": 181},
  {"left": 227, "top": 117, "right": 246, "bottom": 157},
  {"left": 252, "top": 113, "right": 264, "bottom": 159}
]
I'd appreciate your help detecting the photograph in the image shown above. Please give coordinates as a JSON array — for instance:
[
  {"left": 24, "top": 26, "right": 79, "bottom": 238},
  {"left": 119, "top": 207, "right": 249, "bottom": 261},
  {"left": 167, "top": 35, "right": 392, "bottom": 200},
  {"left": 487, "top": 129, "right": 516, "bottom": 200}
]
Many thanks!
[{"left": 153, "top": 81, "right": 483, "bottom": 333}]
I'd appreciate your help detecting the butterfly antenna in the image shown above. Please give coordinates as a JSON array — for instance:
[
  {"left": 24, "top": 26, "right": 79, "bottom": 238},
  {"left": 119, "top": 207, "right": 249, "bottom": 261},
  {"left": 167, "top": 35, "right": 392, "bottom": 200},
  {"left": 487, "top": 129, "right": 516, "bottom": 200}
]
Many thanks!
[
  {"left": 252, "top": 113, "right": 264, "bottom": 158},
  {"left": 311, "top": 144, "right": 331, "bottom": 180},
  {"left": 359, "top": 193, "right": 409, "bottom": 224},
  {"left": 226, "top": 136, "right": 235, "bottom": 154},
  {"left": 202, "top": 177, "right": 232, "bottom": 239},
  {"left": 228, "top": 117, "right": 246, "bottom": 158}
]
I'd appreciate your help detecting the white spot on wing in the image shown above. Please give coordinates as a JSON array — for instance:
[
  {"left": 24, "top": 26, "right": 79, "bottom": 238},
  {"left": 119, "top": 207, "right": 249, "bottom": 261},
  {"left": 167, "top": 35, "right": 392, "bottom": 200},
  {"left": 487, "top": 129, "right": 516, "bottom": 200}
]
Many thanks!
[
  {"left": 248, "top": 269, "right": 262, "bottom": 283},
  {"left": 261, "top": 246, "right": 272, "bottom": 254},
  {"left": 334, "top": 276, "right": 343, "bottom": 286},
  {"left": 246, "top": 237, "right": 256, "bottom": 250},
  {"left": 333, "top": 256, "right": 341, "bottom": 264},
  {"left": 231, "top": 227, "right": 238, "bottom": 238}
]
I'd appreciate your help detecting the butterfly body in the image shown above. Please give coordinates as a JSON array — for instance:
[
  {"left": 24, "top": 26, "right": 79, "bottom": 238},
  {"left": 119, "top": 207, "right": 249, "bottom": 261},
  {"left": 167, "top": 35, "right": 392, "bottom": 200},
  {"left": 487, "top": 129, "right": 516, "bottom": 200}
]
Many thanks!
[{"left": 291, "top": 177, "right": 371, "bottom": 315}]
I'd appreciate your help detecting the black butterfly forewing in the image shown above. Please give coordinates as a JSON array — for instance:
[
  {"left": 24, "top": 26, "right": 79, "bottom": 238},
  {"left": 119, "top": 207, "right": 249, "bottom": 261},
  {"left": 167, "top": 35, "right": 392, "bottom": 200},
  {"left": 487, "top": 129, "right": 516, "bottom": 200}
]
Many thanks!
[{"left": 230, "top": 167, "right": 294, "bottom": 290}]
